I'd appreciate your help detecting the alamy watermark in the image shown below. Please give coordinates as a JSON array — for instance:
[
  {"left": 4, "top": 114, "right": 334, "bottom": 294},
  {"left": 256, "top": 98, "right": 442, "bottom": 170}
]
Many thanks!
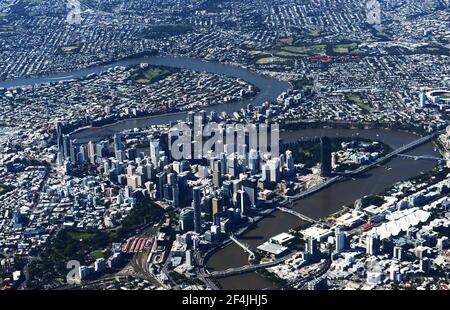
[
  {"left": 168, "top": 117, "right": 280, "bottom": 161},
  {"left": 66, "top": 260, "right": 81, "bottom": 284}
]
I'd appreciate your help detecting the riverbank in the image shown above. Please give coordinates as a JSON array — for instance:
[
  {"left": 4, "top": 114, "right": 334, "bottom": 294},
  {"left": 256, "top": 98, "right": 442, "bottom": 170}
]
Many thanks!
[{"left": 207, "top": 128, "right": 439, "bottom": 289}]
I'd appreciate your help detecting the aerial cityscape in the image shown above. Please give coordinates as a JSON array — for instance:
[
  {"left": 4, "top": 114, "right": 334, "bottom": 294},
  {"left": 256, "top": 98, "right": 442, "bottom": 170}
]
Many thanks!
[{"left": 0, "top": 0, "right": 449, "bottom": 294}]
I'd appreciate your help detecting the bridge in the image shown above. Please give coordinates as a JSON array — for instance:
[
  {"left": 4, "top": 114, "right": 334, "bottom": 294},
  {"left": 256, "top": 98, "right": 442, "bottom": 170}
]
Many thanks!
[
  {"left": 229, "top": 234, "right": 255, "bottom": 260},
  {"left": 398, "top": 154, "right": 448, "bottom": 162},
  {"left": 276, "top": 206, "right": 317, "bottom": 224},
  {"left": 205, "top": 253, "right": 296, "bottom": 279}
]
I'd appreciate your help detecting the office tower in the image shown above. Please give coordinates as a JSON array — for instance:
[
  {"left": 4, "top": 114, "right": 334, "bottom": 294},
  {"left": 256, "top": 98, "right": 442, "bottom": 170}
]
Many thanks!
[
  {"left": 69, "top": 139, "right": 77, "bottom": 164},
  {"left": 126, "top": 147, "right": 137, "bottom": 161},
  {"left": 136, "top": 165, "right": 146, "bottom": 182},
  {"left": 227, "top": 155, "right": 238, "bottom": 177},
  {"left": 115, "top": 150, "right": 125, "bottom": 162},
  {"left": 124, "top": 186, "right": 133, "bottom": 199},
  {"left": 114, "top": 133, "right": 122, "bottom": 153},
  {"left": 420, "top": 257, "right": 431, "bottom": 273},
  {"left": 237, "top": 190, "right": 248, "bottom": 215},
  {"left": 63, "top": 161, "right": 71, "bottom": 175},
  {"left": 150, "top": 139, "right": 160, "bottom": 165},
  {"left": 87, "top": 141, "right": 96, "bottom": 164},
  {"left": 163, "top": 184, "right": 172, "bottom": 201},
  {"left": 220, "top": 153, "right": 227, "bottom": 177},
  {"left": 335, "top": 226, "right": 346, "bottom": 253},
  {"left": 248, "top": 149, "right": 259, "bottom": 174},
  {"left": 156, "top": 171, "right": 167, "bottom": 198},
  {"left": 127, "top": 175, "right": 139, "bottom": 190},
  {"left": 78, "top": 144, "right": 88, "bottom": 163},
  {"left": 145, "top": 163, "right": 155, "bottom": 181},
  {"left": 96, "top": 140, "right": 109, "bottom": 161},
  {"left": 126, "top": 164, "right": 135, "bottom": 177},
  {"left": 167, "top": 173, "right": 176, "bottom": 186},
  {"left": 185, "top": 250, "right": 193, "bottom": 267},
  {"left": 94, "top": 258, "right": 106, "bottom": 273},
  {"left": 320, "top": 136, "right": 332, "bottom": 177},
  {"left": 242, "top": 179, "right": 257, "bottom": 208},
  {"left": 331, "top": 152, "right": 339, "bottom": 169},
  {"left": 62, "top": 135, "right": 71, "bottom": 159},
  {"left": 389, "top": 265, "right": 401, "bottom": 283},
  {"left": 179, "top": 207, "right": 194, "bottom": 231},
  {"left": 286, "top": 150, "right": 294, "bottom": 174},
  {"left": 192, "top": 187, "right": 202, "bottom": 234},
  {"left": 108, "top": 168, "right": 117, "bottom": 183},
  {"left": 306, "top": 236, "right": 318, "bottom": 259},
  {"left": 223, "top": 180, "right": 232, "bottom": 201},
  {"left": 279, "top": 153, "right": 286, "bottom": 169},
  {"left": 173, "top": 161, "right": 182, "bottom": 174},
  {"left": 366, "top": 233, "right": 380, "bottom": 256},
  {"left": 56, "top": 121, "right": 64, "bottom": 151},
  {"left": 393, "top": 246, "right": 403, "bottom": 261},
  {"left": 212, "top": 160, "right": 222, "bottom": 187},
  {"left": 261, "top": 163, "right": 270, "bottom": 181},
  {"left": 159, "top": 132, "right": 169, "bottom": 152},
  {"left": 211, "top": 197, "right": 222, "bottom": 219},
  {"left": 173, "top": 185, "right": 180, "bottom": 208},
  {"left": 268, "top": 158, "right": 281, "bottom": 182}
]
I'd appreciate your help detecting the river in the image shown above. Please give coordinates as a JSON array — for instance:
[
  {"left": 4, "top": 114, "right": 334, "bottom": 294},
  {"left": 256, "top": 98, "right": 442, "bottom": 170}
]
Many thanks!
[
  {"left": 1, "top": 56, "right": 439, "bottom": 290},
  {"left": 207, "top": 129, "right": 438, "bottom": 289}
]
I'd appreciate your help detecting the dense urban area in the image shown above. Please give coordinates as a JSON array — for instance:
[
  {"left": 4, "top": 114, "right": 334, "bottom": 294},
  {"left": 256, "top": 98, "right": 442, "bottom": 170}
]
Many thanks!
[{"left": 0, "top": 0, "right": 449, "bottom": 291}]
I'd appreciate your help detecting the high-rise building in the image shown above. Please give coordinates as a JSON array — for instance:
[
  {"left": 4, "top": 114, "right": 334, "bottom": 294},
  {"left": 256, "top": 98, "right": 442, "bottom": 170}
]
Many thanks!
[
  {"left": 261, "top": 163, "right": 270, "bottom": 181},
  {"left": 393, "top": 246, "right": 403, "bottom": 261},
  {"left": 212, "top": 160, "right": 222, "bottom": 187},
  {"left": 156, "top": 171, "right": 167, "bottom": 198},
  {"left": 150, "top": 139, "right": 160, "bottom": 165},
  {"left": 114, "top": 133, "right": 122, "bottom": 153},
  {"left": 305, "top": 236, "right": 318, "bottom": 259},
  {"left": 192, "top": 186, "right": 202, "bottom": 233},
  {"left": 179, "top": 208, "right": 194, "bottom": 231},
  {"left": 242, "top": 179, "right": 257, "bottom": 208},
  {"left": 366, "top": 233, "right": 380, "bottom": 256},
  {"left": 420, "top": 257, "right": 431, "bottom": 274},
  {"left": 227, "top": 155, "right": 238, "bottom": 177},
  {"left": 320, "top": 136, "right": 332, "bottom": 177},
  {"left": 185, "top": 250, "right": 193, "bottom": 267},
  {"left": 220, "top": 153, "right": 227, "bottom": 177},
  {"left": 62, "top": 135, "right": 71, "bottom": 159},
  {"left": 335, "top": 226, "right": 346, "bottom": 253},
  {"left": 268, "top": 158, "right": 281, "bottom": 182},
  {"left": 248, "top": 149, "right": 259, "bottom": 174},
  {"left": 211, "top": 197, "right": 222, "bottom": 219},
  {"left": 237, "top": 190, "right": 248, "bottom": 215},
  {"left": 173, "top": 185, "right": 180, "bottom": 208},
  {"left": 286, "top": 150, "right": 294, "bottom": 173}
]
